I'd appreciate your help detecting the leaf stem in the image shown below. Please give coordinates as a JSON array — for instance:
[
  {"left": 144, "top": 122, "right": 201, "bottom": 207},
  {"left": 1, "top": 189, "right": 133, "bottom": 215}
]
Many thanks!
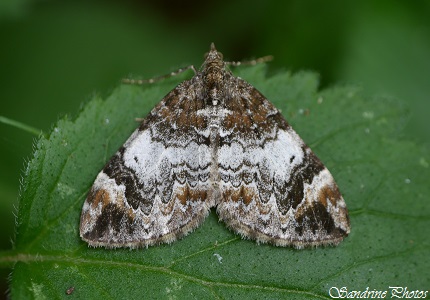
[
  {"left": 0, "top": 115, "right": 41, "bottom": 136},
  {"left": 0, "top": 249, "right": 21, "bottom": 268}
]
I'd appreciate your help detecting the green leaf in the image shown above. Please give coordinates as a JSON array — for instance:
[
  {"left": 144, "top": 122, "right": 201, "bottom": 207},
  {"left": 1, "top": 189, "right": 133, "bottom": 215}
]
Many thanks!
[{"left": 3, "top": 65, "right": 429, "bottom": 299}]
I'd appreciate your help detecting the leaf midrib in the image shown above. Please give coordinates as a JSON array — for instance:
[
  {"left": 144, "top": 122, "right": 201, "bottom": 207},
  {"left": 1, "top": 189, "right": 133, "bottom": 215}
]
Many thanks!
[
  {"left": 2, "top": 243, "right": 426, "bottom": 299},
  {"left": 1, "top": 251, "right": 331, "bottom": 299}
]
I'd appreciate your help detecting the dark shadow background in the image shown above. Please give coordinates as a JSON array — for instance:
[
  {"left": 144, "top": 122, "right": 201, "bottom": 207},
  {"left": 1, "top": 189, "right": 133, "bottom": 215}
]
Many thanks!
[{"left": 1, "top": 0, "right": 429, "bottom": 297}]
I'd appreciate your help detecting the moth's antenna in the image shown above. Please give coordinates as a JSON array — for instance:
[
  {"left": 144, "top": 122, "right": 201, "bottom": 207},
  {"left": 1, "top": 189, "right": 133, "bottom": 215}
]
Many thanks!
[
  {"left": 226, "top": 55, "right": 273, "bottom": 67},
  {"left": 122, "top": 65, "right": 197, "bottom": 85}
]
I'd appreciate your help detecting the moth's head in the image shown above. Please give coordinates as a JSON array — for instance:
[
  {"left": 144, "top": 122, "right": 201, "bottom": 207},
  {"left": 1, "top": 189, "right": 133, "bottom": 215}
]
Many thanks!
[{"left": 203, "top": 43, "right": 224, "bottom": 68}]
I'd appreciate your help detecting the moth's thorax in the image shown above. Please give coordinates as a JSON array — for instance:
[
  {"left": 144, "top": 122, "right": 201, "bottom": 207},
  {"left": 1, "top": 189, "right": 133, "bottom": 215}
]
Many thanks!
[{"left": 201, "top": 48, "right": 227, "bottom": 106}]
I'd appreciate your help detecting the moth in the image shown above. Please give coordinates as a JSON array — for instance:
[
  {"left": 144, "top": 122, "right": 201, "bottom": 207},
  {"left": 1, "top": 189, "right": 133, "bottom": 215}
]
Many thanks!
[{"left": 80, "top": 44, "right": 350, "bottom": 249}]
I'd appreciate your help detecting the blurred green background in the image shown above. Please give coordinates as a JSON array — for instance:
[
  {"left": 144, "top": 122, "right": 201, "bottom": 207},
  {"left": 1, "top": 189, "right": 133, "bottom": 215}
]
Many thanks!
[{"left": 1, "top": 0, "right": 429, "bottom": 297}]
